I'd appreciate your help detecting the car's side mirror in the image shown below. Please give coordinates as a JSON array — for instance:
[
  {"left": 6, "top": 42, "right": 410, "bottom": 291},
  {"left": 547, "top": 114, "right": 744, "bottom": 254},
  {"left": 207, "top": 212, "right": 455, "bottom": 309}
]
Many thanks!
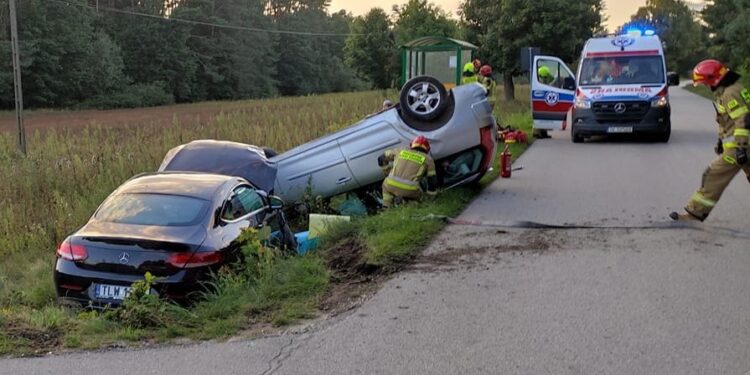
[
  {"left": 268, "top": 195, "right": 285, "bottom": 210},
  {"left": 667, "top": 72, "right": 680, "bottom": 86},
  {"left": 563, "top": 77, "right": 577, "bottom": 91}
]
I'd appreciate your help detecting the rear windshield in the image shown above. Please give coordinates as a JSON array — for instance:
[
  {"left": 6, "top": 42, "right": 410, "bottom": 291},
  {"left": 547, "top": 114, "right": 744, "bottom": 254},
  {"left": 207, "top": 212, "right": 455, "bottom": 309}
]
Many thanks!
[
  {"left": 579, "top": 56, "right": 664, "bottom": 86},
  {"left": 96, "top": 193, "right": 208, "bottom": 227}
]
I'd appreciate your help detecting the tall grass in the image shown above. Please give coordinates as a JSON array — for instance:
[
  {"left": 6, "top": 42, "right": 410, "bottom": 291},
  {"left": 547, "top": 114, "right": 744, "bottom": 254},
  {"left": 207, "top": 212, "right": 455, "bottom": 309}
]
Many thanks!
[{"left": 0, "top": 90, "right": 393, "bottom": 308}]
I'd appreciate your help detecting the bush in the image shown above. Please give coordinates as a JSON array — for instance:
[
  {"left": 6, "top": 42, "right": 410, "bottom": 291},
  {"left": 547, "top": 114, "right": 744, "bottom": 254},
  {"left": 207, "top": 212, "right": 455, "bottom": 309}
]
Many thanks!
[{"left": 80, "top": 83, "right": 174, "bottom": 109}]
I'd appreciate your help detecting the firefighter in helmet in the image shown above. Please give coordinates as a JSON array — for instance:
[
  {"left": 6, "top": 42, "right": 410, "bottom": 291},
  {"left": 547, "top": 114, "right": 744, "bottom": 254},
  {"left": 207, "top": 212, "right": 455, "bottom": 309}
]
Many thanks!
[
  {"left": 378, "top": 136, "right": 438, "bottom": 208},
  {"left": 478, "top": 65, "right": 496, "bottom": 105},
  {"left": 534, "top": 65, "right": 555, "bottom": 139},
  {"left": 670, "top": 59, "right": 750, "bottom": 221},
  {"left": 462, "top": 61, "right": 478, "bottom": 85},
  {"left": 538, "top": 65, "right": 555, "bottom": 85}
]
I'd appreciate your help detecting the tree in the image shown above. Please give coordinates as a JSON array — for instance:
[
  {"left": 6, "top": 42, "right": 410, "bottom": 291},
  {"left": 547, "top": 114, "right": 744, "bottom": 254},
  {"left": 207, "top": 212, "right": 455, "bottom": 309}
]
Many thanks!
[
  {"left": 0, "top": 0, "right": 128, "bottom": 108},
  {"left": 100, "top": 0, "right": 198, "bottom": 102},
  {"left": 461, "top": 0, "right": 604, "bottom": 100},
  {"left": 264, "top": 0, "right": 359, "bottom": 95},
  {"left": 703, "top": 0, "right": 750, "bottom": 72},
  {"left": 176, "top": 0, "right": 278, "bottom": 100},
  {"left": 630, "top": 0, "right": 707, "bottom": 75},
  {"left": 344, "top": 8, "right": 397, "bottom": 89},
  {"left": 392, "top": 0, "right": 458, "bottom": 46}
]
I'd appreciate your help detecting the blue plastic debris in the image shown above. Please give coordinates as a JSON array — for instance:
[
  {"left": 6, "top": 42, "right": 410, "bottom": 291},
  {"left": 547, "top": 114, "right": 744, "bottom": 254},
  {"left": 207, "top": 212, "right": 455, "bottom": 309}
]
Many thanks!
[{"left": 295, "top": 231, "right": 319, "bottom": 255}]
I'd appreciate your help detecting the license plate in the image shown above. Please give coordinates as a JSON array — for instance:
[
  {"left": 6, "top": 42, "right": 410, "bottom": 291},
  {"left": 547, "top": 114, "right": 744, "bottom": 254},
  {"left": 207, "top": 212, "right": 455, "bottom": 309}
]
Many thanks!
[
  {"left": 607, "top": 126, "right": 633, "bottom": 134},
  {"left": 94, "top": 284, "right": 131, "bottom": 300}
]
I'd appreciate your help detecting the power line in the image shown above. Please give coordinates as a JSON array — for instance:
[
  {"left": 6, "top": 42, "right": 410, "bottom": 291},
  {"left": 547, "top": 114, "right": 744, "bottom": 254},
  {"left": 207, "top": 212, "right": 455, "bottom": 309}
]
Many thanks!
[{"left": 47, "top": 0, "right": 362, "bottom": 37}]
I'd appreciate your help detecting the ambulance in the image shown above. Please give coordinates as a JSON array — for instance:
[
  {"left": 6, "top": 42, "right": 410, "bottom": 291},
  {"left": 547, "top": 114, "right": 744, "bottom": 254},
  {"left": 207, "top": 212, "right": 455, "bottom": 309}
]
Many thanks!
[{"left": 530, "top": 31, "right": 681, "bottom": 143}]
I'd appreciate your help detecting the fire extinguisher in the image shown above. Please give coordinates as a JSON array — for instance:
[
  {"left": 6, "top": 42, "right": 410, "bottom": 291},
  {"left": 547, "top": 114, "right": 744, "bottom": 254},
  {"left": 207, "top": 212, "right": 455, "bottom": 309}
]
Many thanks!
[{"left": 500, "top": 144, "right": 512, "bottom": 178}]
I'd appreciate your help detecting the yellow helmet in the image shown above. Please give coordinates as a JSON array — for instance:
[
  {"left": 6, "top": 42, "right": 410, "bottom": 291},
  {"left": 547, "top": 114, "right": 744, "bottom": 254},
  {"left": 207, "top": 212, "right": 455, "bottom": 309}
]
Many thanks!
[{"left": 538, "top": 65, "right": 552, "bottom": 78}]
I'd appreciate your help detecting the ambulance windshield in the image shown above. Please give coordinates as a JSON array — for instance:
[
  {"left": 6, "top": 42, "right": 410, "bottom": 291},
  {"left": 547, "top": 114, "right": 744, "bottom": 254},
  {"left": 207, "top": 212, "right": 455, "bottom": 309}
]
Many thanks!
[{"left": 579, "top": 56, "right": 664, "bottom": 86}]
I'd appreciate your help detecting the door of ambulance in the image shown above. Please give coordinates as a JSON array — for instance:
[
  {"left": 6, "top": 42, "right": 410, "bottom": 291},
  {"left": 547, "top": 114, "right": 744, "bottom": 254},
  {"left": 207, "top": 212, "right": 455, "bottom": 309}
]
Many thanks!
[{"left": 531, "top": 56, "right": 576, "bottom": 131}]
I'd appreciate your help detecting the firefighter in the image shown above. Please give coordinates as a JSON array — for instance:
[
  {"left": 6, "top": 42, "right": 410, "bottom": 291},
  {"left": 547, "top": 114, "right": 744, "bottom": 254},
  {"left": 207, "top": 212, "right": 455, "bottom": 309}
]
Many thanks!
[
  {"left": 670, "top": 59, "right": 750, "bottom": 221},
  {"left": 378, "top": 136, "right": 438, "bottom": 208},
  {"left": 478, "top": 65, "right": 496, "bottom": 104},
  {"left": 462, "top": 61, "right": 478, "bottom": 85},
  {"left": 534, "top": 65, "right": 555, "bottom": 139},
  {"left": 538, "top": 65, "right": 555, "bottom": 85}
]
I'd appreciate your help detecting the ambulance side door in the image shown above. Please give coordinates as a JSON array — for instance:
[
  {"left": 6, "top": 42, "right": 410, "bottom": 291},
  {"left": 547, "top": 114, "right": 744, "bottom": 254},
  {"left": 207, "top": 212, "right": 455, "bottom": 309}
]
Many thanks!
[{"left": 531, "top": 56, "right": 576, "bottom": 131}]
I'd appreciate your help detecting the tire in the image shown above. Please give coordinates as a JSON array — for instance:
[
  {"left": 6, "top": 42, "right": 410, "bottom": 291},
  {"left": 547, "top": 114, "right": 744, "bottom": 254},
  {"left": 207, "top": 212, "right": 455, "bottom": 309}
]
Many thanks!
[
  {"left": 571, "top": 126, "right": 584, "bottom": 143},
  {"left": 657, "top": 122, "right": 671, "bottom": 143},
  {"left": 400, "top": 76, "right": 449, "bottom": 122}
]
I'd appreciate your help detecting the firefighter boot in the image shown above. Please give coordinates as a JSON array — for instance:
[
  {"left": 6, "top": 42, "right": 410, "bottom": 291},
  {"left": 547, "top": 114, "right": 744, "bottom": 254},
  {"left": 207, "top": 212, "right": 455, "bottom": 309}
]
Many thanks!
[{"left": 669, "top": 211, "right": 704, "bottom": 222}]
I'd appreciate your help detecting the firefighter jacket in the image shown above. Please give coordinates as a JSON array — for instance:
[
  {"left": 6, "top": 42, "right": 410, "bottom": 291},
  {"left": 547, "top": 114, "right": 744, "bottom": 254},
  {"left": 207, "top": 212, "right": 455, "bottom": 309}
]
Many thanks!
[
  {"left": 383, "top": 148, "right": 437, "bottom": 195},
  {"left": 462, "top": 62, "right": 478, "bottom": 85},
  {"left": 479, "top": 75, "right": 496, "bottom": 101},
  {"left": 714, "top": 81, "right": 750, "bottom": 156}
]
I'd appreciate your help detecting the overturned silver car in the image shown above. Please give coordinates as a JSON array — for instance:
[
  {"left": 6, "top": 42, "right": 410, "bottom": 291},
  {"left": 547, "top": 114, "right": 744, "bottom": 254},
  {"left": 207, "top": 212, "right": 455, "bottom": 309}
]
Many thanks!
[{"left": 160, "top": 76, "right": 497, "bottom": 203}]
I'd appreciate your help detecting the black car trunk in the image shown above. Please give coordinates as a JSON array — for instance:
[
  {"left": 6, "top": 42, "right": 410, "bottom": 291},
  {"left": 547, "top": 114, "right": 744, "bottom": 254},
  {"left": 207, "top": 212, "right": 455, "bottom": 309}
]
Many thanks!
[{"left": 73, "top": 222, "right": 207, "bottom": 277}]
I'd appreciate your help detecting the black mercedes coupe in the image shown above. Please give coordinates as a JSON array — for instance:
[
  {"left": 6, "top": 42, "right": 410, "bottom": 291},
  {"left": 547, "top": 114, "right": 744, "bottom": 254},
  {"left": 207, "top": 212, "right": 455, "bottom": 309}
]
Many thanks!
[{"left": 54, "top": 172, "right": 296, "bottom": 305}]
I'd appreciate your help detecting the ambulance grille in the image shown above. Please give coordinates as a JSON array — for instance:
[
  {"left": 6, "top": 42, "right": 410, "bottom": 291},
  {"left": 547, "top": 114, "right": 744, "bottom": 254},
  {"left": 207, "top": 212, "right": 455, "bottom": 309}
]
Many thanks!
[{"left": 592, "top": 101, "right": 649, "bottom": 122}]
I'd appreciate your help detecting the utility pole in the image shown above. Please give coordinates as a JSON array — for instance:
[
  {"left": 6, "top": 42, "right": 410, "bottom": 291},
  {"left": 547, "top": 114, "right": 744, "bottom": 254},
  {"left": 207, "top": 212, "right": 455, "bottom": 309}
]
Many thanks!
[{"left": 9, "top": 0, "right": 26, "bottom": 155}]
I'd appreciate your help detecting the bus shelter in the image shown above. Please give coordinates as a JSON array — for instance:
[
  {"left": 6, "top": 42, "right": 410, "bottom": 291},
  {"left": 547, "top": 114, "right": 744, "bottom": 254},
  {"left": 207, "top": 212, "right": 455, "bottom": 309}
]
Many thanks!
[{"left": 401, "top": 36, "right": 479, "bottom": 89}]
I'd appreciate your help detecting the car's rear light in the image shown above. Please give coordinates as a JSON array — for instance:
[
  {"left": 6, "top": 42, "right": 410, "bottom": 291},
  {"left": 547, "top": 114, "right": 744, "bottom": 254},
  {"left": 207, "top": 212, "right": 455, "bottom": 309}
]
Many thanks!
[
  {"left": 56, "top": 239, "right": 88, "bottom": 262},
  {"left": 167, "top": 251, "right": 223, "bottom": 269}
]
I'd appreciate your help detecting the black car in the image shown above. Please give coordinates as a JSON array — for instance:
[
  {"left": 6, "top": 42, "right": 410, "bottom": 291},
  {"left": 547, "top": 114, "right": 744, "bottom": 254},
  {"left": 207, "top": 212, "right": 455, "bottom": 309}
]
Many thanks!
[{"left": 54, "top": 172, "right": 296, "bottom": 306}]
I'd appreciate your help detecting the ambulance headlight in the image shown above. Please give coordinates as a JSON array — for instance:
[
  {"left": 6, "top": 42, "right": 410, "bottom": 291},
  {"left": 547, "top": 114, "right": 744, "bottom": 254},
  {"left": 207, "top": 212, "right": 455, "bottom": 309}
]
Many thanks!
[
  {"left": 575, "top": 97, "right": 592, "bottom": 109},
  {"left": 651, "top": 96, "right": 669, "bottom": 108}
]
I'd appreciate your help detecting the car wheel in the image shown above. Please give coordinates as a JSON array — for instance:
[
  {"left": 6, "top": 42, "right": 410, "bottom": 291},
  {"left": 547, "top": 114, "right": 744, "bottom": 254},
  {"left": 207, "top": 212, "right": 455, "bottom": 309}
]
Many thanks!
[
  {"left": 657, "top": 122, "right": 671, "bottom": 143},
  {"left": 571, "top": 127, "right": 584, "bottom": 143},
  {"left": 400, "top": 76, "right": 449, "bottom": 122}
]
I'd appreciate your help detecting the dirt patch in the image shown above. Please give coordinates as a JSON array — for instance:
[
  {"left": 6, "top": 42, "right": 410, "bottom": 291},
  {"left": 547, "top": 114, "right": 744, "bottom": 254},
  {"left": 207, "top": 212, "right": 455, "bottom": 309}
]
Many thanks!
[
  {"left": 318, "top": 239, "right": 385, "bottom": 316},
  {"left": 415, "top": 229, "right": 561, "bottom": 273},
  {"left": 2, "top": 322, "right": 61, "bottom": 356}
]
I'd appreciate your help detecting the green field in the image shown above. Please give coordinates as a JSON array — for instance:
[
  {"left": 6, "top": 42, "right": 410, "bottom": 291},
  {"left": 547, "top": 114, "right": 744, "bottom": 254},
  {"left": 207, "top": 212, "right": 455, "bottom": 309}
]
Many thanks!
[{"left": 0, "top": 87, "right": 532, "bottom": 355}]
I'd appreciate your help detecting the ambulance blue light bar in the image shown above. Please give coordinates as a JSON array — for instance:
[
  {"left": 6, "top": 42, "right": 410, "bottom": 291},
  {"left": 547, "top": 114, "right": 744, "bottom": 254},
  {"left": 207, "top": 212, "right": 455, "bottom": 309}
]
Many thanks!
[{"left": 623, "top": 27, "right": 656, "bottom": 37}]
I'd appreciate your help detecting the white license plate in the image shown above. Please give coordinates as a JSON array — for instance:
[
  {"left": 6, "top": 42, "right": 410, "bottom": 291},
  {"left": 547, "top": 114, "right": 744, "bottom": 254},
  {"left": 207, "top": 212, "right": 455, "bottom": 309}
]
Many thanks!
[
  {"left": 94, "top": 284, "right": 131, "bottom": 300},
  {"left": 607, "top": 126, "right": 633, "bottom": 134}
]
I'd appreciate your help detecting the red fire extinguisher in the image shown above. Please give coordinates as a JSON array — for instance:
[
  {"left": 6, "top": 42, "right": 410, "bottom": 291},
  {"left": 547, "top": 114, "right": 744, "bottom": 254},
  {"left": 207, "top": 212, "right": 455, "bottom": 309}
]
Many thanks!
[{"left": 500, "top": 144, "right": 512, "bottom": 178}]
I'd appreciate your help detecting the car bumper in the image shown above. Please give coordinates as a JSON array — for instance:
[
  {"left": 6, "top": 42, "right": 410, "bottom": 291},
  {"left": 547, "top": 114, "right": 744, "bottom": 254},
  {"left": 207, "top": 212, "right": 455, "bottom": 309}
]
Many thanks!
[
  {"left": 572, "top": 106, "right": 670, "bottom": 136},
  {"left": 54, "top": 259, "right": 209, "bottom": 306}
]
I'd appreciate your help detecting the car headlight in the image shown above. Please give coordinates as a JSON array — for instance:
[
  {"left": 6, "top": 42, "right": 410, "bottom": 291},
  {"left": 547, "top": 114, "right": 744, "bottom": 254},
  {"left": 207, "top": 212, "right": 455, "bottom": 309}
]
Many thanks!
[
  {"left": 575, "top": 97, "right": 591, "bottom": 109},
  {"left": 651, "top": 96, "right": 669, "bottom": 107}
]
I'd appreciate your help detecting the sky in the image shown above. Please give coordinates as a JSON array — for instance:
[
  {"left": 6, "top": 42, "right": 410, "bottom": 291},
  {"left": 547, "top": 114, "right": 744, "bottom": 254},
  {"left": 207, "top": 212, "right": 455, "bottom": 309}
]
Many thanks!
[{"left": 328, "top": 0, "right": 648, "bottom": 30}]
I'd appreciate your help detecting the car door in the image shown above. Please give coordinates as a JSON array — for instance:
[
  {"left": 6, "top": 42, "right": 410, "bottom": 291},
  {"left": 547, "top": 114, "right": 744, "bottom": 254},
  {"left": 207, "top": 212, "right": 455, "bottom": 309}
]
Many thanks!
[
  {"left": 531, "top": 56, "right": 576, "bottom": 131},
  {"left": 337, "top": 120, "right": 404, "bottom": 187},
  {"left": 216, "top": 185, "right": 268, "bottom": 250},
  {"left": 274, "top": 139, "right": 359, "bottom": 202}
]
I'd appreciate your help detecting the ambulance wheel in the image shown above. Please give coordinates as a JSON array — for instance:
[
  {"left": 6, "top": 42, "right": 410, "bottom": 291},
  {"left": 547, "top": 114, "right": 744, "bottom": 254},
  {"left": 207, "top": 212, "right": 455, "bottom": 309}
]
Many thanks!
[
  {"left": 656, "top": 123, "right": 671, "bottom": 143},
  {"left": 400, "top": 76, "right": 448, "bottom": 122},
  {"left": 571, "top": 127, "right": 584, "bottom": 143}
]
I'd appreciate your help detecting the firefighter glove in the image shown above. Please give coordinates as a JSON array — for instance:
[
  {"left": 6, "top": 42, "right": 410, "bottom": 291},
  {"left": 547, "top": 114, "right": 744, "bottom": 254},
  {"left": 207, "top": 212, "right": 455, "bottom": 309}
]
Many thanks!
[
  {"left": 736, "top": 147, "right": 749, "bottom": 166},
  {"left": 715, "top": 138, "right": 724, "bottom": 155},
  {"left": 377, "top": 154, "right": 387, "bottom": 167}
]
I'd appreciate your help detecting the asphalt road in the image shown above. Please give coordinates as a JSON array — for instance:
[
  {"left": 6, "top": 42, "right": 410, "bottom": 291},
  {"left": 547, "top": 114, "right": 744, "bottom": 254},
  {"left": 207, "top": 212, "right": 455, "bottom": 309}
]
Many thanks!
[{"left": 4, "top": 87, "right": 750, "bottom": 375}]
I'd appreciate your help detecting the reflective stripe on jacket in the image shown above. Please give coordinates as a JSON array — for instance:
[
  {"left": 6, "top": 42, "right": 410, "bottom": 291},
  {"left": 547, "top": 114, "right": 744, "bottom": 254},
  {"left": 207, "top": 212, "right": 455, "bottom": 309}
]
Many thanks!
[
  {"left": 714, "top": 82, "right": 750, "bottom": 149},
  {"left": 383, "top": 148, "right": 436, "bottom": 192}
]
